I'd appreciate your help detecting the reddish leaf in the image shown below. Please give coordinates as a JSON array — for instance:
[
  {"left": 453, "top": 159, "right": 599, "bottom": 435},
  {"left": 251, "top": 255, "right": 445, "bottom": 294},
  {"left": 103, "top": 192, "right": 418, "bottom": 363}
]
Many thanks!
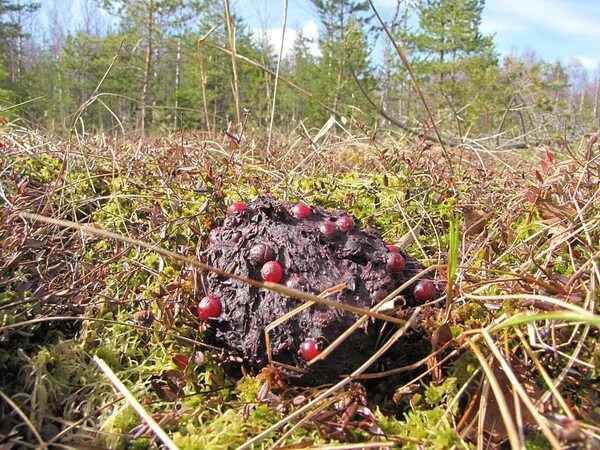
[
  {"left": 545, "top": 147, "right": 555, "bottom": 165},
  {"left": 535, "top": 170, "right": 544, "bottom": 183},
  {"left": 151, "top": 380, "right": 178, "bottom": 402},
  {"left": 172, "top": 355, "right": 189, "bottom": 369},
  {"left": 524, "top": 188, "right": 538, "bottom": 204},
  {"left": 188, "top": 224, "right": 202, "bottom": 237}
]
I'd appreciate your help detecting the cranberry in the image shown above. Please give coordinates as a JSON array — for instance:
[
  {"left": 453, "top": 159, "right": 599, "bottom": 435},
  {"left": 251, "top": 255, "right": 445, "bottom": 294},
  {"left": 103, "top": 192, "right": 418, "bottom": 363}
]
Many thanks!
[
  {"left": 413, "top": 279, "right": 437, "bottom": 303},
  {"left": 248, "top": 243, "right": 275, "bottom": 265},
  {"left": 261, "top": 261, "right": 283, "bottom": 283},
  {"left": 319, "top": 222, "right": 337, "bottom": 237},
  {"left": 386, "top": 252, "right": 405, "bottom": 273},
  {"left": 226, "top": 201, "right": 246, "bottom": 215},
  {"left": 335, "top": 215, "right": 355, "bottom": 231},
  {"left": 197, "top": 295, "right": 222, "bottom": 320},
  {"left": 386, "top": 244, "right": 400, "bottom": 253},
  {"left": 299, "top": 339, "right": 322, "bottom": 361},
  {"left": 291, "top": 203, "right": 312, "bottom": 219}
]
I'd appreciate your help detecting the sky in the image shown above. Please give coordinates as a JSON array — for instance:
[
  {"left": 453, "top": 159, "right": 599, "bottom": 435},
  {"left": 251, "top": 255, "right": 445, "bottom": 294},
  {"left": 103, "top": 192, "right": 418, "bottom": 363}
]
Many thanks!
[
  {"left": 235, "top": 0, "right": 600, "bottom": 73},
  {"left": 35, "top": 0, "right": 600, "bottom": 74}
]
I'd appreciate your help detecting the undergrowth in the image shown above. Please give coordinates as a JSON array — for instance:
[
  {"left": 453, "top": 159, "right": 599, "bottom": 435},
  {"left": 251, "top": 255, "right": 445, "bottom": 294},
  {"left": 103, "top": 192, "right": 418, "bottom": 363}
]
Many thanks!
[{"left": 0, "top": 124, "right": 598, "bottom": 449}]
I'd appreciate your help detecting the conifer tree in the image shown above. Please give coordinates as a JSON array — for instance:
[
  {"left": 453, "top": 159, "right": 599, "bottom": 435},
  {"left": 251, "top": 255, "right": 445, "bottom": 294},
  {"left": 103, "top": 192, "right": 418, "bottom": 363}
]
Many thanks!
[
  {"left": 100, "top": 0, "right": 200, "bottom": 135},
  {"left": 311, "top": 0, "right": 373, "bottom": 118}
]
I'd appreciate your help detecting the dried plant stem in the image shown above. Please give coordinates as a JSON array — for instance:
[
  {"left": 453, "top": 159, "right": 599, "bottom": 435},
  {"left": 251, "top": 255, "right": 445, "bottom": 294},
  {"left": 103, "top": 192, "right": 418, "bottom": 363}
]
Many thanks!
[
  {"left": 0, "top": 389, "right": 46, "bottom": 448},
  {"left": 308, "top": 264, "right": 441, "bottom": 366},
  {"left": 514, "top": 329, "right": 574, "bottom": 419},
  {"left": 237, "top": 307, "right": 421, "bottom": 450},
  {"left": 267, "top": 0, "right": 288, "bottom": 153},
  {"left": 69, "top": 40, "right": 124, "bottom": 138},
  {"left": 0, "top": 316, "right": 221, "bottom": 351},
  {"left": 481, "top": 330, "right": 562, "bottom": 449},
  {"left": 16, "top": 211, "right": 406, "bottom": 325},
  {"left": 197, "top": 27, "right": 216, "bottom": 131},
  {"left": 224, "top": 0, "right": 240, "bottom": 124},
  {"left": 466, "top": 338, "right": 522, "bottom": 449},
  {"left": 210, "top": 43, "right": 338, "bottom": 116},
  {"left": 93, "top": 356, "right": 178, "bottom": 450},
  {"left": 367, "top": 0, "right": 454, "bottom": 178}
]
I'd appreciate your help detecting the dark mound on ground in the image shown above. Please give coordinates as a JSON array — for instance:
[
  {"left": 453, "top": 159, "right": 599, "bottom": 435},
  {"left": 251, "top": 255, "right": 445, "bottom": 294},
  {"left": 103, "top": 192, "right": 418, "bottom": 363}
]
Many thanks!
[{"left": 204, "top": 196, "right": 437, "bottom": 385}]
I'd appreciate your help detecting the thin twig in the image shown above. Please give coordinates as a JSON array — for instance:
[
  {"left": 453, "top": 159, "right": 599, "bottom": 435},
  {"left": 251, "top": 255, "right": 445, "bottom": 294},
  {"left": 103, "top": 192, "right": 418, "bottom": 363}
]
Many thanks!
[
  {"left": 367, "top": 0, "right": 454, "bottom": 178},
  {"left": 267, "top": 0, "right": 288, "bottom": 153},
  {"left": 236, "top": 307, "right": 421, "bottom": 450}
]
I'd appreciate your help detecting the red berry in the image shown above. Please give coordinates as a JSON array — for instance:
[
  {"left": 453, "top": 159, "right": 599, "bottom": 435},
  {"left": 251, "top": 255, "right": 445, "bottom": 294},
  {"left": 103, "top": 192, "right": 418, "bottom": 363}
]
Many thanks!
[
  {"left": 291, "top": 203, "right": 312, "bottom": 219},
  {"left": 335, "top": 215, "right": 355, "bottom": 231},
  {"left": 386, "top": 244, "right": 400, "bottom": 253},
  {"left": 299, "top": 339, "right": 322, "bottom": 361},
  {"left": 248, "top": 243, "right": 275, "bottom": 265},
  {"left": 386, "top": 252, "right": 405, "bottom": 272},
  {"left": 172, "top": 355, "right": 189, "bottom": 368},
  {"left": 197, "top": 295, "right": 222, "bottom": 321},
  {"left": 413, "top": 279, "right": 437, "bottom": 303},
  {"left": 261, "top": 261, "right": 283, "bottom": 283},
  {"left": 226, "top": 201, "right": 246, "bottom": 215},
  {"left": 319, "top": 222, "right": 337, "bottom": 237}
]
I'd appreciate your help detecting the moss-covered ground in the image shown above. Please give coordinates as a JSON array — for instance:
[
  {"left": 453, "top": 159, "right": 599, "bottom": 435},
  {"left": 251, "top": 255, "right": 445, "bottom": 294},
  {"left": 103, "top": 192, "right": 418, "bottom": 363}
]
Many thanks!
[{"left": 0, "top": 125, "right": 598, "bottom": 449}]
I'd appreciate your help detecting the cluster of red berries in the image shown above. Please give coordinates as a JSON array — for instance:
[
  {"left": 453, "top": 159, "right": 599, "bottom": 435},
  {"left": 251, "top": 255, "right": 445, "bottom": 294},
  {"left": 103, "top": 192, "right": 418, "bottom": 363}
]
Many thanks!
[
  {"left": 199, "top": 200, "right": 438, "bottom": 361},
  {"left": 386, "top": 242, "right": 437, "bottom": 303}
]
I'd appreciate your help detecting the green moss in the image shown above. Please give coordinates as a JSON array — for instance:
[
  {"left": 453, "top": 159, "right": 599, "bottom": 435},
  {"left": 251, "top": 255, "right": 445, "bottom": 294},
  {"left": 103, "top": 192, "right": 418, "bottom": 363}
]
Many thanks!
[
  {"left": 424, "top": 377, "right": 458, "bottom": 410},
  {"left": 377, "top": 406, "right": 470, "bottom": 449},
  {"left": 99, "top": 404, "right": 139, "bottom": 449},
  {"left": 236, "top": 376, "right": 263, "bottom": 403},
  {"left": 525, "top": 432, "right": 552, "bottom": 450},
  {"left": 451, "top": 351, "right": 479, "bottom": 385}
]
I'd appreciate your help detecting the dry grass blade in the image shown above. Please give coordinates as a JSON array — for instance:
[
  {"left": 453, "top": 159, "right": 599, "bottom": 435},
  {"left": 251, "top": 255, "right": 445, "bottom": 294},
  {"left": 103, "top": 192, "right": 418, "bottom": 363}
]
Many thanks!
[
  {"left": 69, "top": 40, "right": 124, "bottom": 138},
  {"left": 209, "top": 43, "right": 338, "bottom": 116},
  {"left": 265, "top": 282, "right": 346, "bottom": 369},
  {"left": 236, "top": 307, "right": 421, "bottom": 450},
  {"left": 367, "top": 0, "right": 454, "bottom": 178},
  {"left": 93, "top": 356, "right": 178, "bottom": 450},
  {"left": 0, "top": 316, "right": 220, "bottom": 350},
  {"left": 513, "top": 329, "right": 574, "bottom": 419},
  {"left": 224, "top": 0, "right": 241, "bottom": 124},
  {"left": 465, "top": 338, "right": 522, "bottom": 449},
  {"left": 307, "top": 264, "right": 441, "bottom": 366},
  {"left": 481, "top": 330, "right": 562, "bottom": 449},
  {"left": 267, "top": 0, "right": 288, "bottom": 153},
  {"left": 16, "top": 211, "right": 406, "bottom": 325},
  {"left": 0, "top": 389, "right": 46, "bottom": 449}
]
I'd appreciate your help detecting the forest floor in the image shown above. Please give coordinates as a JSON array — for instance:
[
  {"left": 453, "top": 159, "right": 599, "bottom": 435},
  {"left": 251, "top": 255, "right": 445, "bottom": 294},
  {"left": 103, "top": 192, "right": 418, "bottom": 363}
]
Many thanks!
[{"left": 0, "top": 123, "right": 599, "bottom": 449}]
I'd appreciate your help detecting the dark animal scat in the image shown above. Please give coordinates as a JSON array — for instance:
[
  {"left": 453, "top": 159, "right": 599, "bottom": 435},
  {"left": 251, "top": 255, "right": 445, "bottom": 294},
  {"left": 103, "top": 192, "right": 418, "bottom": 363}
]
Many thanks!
[{"left": 204, "top": 195, "right": 435, "bottom": 385}]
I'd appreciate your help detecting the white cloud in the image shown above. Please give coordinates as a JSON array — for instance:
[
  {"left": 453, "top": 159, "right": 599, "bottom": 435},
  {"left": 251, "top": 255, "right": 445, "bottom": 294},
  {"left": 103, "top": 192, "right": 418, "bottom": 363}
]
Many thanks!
[
  {"left": 576, "top": 56, "right": 600, "bottom": 72},
  {"left": 252, "top": 20, "right": 320, "bottom": 57},
  {"left": 480, "top": 17, "right": 525, "bottom": 34},
  {"left": 486, "top": 0, "right": 600, "bottom": 40}
]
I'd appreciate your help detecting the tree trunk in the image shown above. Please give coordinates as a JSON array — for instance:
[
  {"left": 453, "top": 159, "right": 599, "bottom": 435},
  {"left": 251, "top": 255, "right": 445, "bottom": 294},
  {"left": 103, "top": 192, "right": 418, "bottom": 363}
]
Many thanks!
[
  {"left": 381, "top": 1, "right": 402, "bottom": 126},
  {"left": 332, "top": 3, "right": 346, "bottom": 114},
  {"left": 140, "top": 0, "right": 154, "bottom": 136},
  {"left": 593, "top": 75, "right": 600, "bottom": 124},
  {"left": 175, "top": 36, "right": 181, "bottom": 129}
]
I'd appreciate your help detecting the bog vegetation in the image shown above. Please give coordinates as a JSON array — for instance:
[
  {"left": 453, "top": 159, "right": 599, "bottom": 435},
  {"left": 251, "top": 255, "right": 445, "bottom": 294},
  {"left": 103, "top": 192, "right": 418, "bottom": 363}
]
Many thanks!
[{"left": 0, "top": 0, "right": 599, "bottom": 449}]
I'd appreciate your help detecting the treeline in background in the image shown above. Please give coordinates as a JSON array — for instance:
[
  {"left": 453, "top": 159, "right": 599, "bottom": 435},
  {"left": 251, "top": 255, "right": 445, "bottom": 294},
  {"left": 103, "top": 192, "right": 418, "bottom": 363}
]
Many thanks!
[{"left": 1, "top": 0, "right": 599, "bottom": 146}]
